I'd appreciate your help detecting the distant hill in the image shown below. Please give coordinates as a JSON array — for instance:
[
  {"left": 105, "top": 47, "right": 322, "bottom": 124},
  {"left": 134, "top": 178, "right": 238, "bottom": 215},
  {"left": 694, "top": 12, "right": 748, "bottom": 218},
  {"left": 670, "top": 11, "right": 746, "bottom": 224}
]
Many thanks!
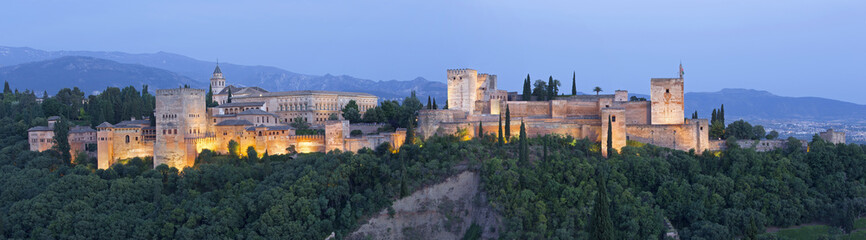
[
  {"left": 0, "top": 56, "right": 200, "bottom": 95},
  {"left": 684, "top": 88, "right": 866, "bottom": 121},
  {"left": 0, "top": 46, "right": 446, "bottom": 100}
]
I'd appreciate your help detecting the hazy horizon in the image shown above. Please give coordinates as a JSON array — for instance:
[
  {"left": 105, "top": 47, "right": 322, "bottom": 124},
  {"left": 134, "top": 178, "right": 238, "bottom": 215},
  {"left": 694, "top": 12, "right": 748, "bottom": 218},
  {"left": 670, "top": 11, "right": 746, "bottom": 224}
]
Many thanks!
[{"left": 3, "top": 0, "right": 864, "bottom": 103}]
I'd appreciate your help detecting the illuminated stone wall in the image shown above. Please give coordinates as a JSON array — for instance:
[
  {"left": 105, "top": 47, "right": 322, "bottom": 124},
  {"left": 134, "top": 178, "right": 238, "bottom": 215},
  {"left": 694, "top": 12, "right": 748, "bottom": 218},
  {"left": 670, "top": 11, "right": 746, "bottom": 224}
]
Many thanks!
[{"left": 650, "top": 78, "right": 684, "bottom": 125}]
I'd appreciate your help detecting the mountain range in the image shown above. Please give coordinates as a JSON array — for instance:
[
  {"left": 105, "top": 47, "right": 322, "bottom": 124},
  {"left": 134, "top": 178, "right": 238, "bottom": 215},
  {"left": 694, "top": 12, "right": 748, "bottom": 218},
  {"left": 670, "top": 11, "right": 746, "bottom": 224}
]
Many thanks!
[
  {"left": 2, "top": 46, "right": 865, "bottom": 123},
  {"left": 0, "top": 46, "right": 446, "bottom": 100}
]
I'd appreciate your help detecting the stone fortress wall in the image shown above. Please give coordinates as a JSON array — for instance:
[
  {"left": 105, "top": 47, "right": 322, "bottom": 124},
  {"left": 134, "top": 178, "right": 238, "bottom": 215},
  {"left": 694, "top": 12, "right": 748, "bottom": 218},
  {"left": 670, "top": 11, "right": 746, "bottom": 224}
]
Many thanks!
[
  {"left": 84, "top": 65, "right": 406, "bottom": 170},
  {"left": 420, "top": 67, "right": 708, "bottom": 156}
]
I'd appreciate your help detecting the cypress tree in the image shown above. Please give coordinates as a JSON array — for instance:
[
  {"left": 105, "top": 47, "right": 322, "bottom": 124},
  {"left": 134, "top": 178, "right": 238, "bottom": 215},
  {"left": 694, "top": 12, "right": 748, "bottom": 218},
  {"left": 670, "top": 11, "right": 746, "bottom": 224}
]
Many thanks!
[
  {"left": 522, "top": 74, "right": 532, "bottom": 101},
  {"left": 405, "top": 119, "right": 414, "bottom": 145},
  {"left": 443, "top": 101, "right": 448, "bottom": 110},
  {"left": 227, "top": 88, "right": 233, "bottom": 103},
  {"left": 505, "top": 106, "right": 511, "bottom": 140},
  {"left": 572, "top": 71, "right": 577, "bottom": 95},
  {"left": 478, "top": 121, "right": 483, "bottom": 137},
  {"left": 519, "top": 121, "right": 528, "bottom": 165},
  {"left": 427, "top": 96, "right": 432, "bottom": 109},
  {"left": 3, "top": 81, "right": 10, "bottom": 95},
  {"left": 432, "top": 98, "right": 438, "bottom": 109},
  {"left": 206, "top": 85, "right": 215, "bottom": 107},
  {"left": 542, "top": 135, "right": 548, "bottom": 162},
  {"left": 711, "top": 109, "right": 717, "bottom": 123},
  {"left": 607, "top": 116, "right": 613, "bottom": 157},
  {"left": 589, "top": 168, "right": 614, "bottom": 240},
  {"left": 548, "top": 76, "right": 555, "bottom": 100},
  {"left": 498, "top": 114, "right": 504, "bottom": 146},
  {"left": 720, "top": 104, "right": 725, "bottom": 124},
  {"left": 52, "top": 118, "right": 71, "bottom": 163}
]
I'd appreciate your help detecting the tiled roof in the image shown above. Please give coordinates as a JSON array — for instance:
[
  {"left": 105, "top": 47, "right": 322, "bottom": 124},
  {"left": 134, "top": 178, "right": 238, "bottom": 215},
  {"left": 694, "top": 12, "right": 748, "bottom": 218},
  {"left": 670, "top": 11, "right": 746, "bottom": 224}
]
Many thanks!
[
  {"left": 215, "top": 119, "right": 254, "bottom": 126},
  {"left": 69, "top": 126, "right": 96, "bottom": 133},
  {"left": 215, "top": 102, "right": 265, "bottom": 108},
  {"left": 234, "top": 90, "right": 376, "bottom": 98},
  {"left": 96, "top": 122, "right": 114, "bottom": 128},
  {"left": 47, "top": 116, "right": 61, "bottom": 121},
  {"left": 216, "top": 85, "right": 268, "bottom": 95},
  {"left": 237, "top": 109, "right": 278, "bottom": 117},
  {"left": 245, "top": 125, "right": 295, "bottom": 131},
  {"left": 27, "top": 126, "right": 52, "bottom": 131}
]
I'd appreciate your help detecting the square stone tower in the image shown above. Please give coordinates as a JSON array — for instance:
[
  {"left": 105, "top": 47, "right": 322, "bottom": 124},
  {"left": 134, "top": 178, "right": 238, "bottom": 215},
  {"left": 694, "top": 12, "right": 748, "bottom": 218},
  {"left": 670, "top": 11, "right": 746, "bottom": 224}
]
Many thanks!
[
  {"left": 447, "top": 69, "right": 479, "bottom": 112},
  {"left": 154, "top": 88, "right": 207, "bottom": 169},
  {"left": 650, "top": 78, "right": 684, "bottom": 125},
  {"left": 601, "top": 108, "right": 627, "bottom": 157}
]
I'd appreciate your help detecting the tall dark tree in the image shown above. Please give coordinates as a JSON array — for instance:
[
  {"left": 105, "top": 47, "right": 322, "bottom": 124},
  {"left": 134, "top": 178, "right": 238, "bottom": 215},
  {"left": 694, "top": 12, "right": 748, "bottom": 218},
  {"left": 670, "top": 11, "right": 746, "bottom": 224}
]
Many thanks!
[
  {"left": 542, "top": 135, "right": 548, "bottom": 161},
  {"left": 711, "top": 109, "right": 717, "bottom": 123},
  {"left": 227, "top": 88, "right": 233, "bottom": 103},
  {"left": 498, "top": 114, "right": 504, "bottom": 146},
  {"left": 505, "top": 105, "right": 511, "bottom": 140},
  {"left": 606, "top": 116, "right": 613, "bottom": 157},
  {"left": 523, "top": 74, "right": 532, "bottom": 101},
  {"left": 443, "top": 101, "right": 448, "bottom": 110},
  {"left": 206, "top": 85, "right": 217, "bottom": 107},
  {"left": 572, "top": 71, "right": 577, "bottom": 95},
  {"left": 720, "top": 104, "right": 725, "bottom": 124},
  {"left": 519, "top": 121, "right": 528, "bottom": 165},
  {"left": 589, "top": 169, "right": 615, "bottom": 240},
  {"left": 427, "top": 96, "right": 432, "bottom": 109},
  {"left": 432, "top": 98, "right": 438, "bottom": 110},
  {"left": 548, "top": 76, "right": 555, "bottom": 100},
  {"left": 52, "top": 118, "right": 71, "bottom": 163},
  {"left": 478, "top": 121, "right": 483, "bottom": 137},
  {"left": 3, "top": 81, "right": 11, "bottom": 95},
  {"left": 404, "top": 118, "right": 415, "bottom": 145}
]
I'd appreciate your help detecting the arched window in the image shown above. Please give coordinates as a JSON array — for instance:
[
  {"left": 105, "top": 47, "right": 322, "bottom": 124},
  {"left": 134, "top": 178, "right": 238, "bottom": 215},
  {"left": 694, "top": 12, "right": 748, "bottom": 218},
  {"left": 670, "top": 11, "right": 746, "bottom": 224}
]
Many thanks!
[{"left": 125, "top": 135, "right": 130, "bottom": 143}]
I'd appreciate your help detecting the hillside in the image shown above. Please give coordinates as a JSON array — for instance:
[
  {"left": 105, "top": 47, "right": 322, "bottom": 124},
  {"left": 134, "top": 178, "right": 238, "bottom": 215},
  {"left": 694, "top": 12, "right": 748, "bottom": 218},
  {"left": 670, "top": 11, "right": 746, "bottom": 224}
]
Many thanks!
[
  {"left": 0, "top": 46, "right": 446, "bottom": 100},
  {"left": 684, "top": 88, "right": 866, "bottom": 121},
  {"left": 0, "top": 56, "right": 200, "bottom": 95}
]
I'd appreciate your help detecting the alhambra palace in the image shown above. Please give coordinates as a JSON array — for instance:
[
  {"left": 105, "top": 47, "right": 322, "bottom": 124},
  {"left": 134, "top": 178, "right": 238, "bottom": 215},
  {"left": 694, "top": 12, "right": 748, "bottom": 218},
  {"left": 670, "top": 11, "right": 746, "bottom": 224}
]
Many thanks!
[{"left": 28, "top": 65, "right": 846, "bottom": 169}]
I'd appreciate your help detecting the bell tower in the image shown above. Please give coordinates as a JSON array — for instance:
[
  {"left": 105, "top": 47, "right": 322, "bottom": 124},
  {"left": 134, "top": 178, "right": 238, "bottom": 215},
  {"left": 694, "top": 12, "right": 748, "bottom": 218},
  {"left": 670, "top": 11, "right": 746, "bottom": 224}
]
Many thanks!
[{"left": 210, "top": 63, "right": 226, "bottom": 94}]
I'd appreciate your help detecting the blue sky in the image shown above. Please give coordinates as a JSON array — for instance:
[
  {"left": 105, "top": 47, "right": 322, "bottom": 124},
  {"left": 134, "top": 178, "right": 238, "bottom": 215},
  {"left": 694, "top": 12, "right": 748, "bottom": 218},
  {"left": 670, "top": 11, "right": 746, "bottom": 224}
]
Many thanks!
[{"left": 3, "top": 0, "right": 865, "bottom": 103}]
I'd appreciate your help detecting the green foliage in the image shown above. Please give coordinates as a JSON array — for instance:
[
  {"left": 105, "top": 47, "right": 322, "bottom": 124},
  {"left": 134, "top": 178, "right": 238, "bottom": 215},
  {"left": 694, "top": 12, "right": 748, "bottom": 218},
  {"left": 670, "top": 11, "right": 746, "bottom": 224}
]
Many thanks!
[
  {"left": 589, "top": 167, "right": 614, "bottom": 240},
  {"left": 593, "top": 86, "right": 602, "bottom": 95},
  {"left": 572, "top": 71, "right": 577, "bottom": 96},
  {"left": 547, "top": 76, "right": 560, "bottom": 100},
  {"left": 228, "top": 140, "right": 239, "bottom": 157},
  {"left": 341, "top": 100, "right": 361, "bottom": 123},
  {"left": 52, "top": 118, "right": 71, "bottom": 163},
  {"left": 532, "top": 80, "right": 548, "bottom": 101},
  {"left": 767, "top": 130, "right": 780, "bottom": 140},
  {"left": 462, "top": 223, "right": 482, "bottom": 240},
  {"left": 350, "top": 130, "right": 363, "bottom": 137},
  {"left": 0, "top": 134, "right": 476, "bottom": 239}
]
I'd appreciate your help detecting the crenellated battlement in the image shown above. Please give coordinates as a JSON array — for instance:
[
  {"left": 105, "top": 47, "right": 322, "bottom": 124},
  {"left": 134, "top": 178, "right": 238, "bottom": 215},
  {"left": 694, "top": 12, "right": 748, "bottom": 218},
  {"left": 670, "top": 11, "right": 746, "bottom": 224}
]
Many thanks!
[
  {"left": 446, "top": 68, "right": 477, "bottom": 76},
  {"left": 156, "top": 88, "right": 206, "bottom": 96}
]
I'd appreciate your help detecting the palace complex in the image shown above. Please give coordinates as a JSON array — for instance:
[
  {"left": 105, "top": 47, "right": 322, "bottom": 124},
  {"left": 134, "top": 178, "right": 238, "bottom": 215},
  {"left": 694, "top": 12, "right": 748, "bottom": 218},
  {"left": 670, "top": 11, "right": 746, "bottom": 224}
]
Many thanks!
[{"left": 29, "top": 65, "right": 846, "bottom": 169}]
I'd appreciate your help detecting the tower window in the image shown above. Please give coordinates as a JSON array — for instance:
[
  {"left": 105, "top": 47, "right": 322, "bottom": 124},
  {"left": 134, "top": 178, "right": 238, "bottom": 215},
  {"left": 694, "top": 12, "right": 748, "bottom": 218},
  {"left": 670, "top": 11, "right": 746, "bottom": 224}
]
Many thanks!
[
  {"left": 666, "top": 89, "right": 670, "bottom": 93},
  {"left": 611, "top": 116, "right": 616, "bottom": 122}
]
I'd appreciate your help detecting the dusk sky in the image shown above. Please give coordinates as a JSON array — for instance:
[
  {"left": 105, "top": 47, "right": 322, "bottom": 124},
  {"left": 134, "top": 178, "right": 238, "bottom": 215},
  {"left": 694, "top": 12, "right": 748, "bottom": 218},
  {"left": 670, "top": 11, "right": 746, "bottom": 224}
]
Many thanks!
[{"left": 3, "top": 0, "right": 865, "bottom": 103}]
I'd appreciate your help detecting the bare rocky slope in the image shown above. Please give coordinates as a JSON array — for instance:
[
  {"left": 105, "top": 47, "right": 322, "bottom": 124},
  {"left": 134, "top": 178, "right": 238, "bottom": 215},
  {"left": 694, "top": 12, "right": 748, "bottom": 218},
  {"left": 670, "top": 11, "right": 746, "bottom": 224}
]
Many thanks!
[{"left": 348, "top": 171, "right": 501, "bottom": 240}]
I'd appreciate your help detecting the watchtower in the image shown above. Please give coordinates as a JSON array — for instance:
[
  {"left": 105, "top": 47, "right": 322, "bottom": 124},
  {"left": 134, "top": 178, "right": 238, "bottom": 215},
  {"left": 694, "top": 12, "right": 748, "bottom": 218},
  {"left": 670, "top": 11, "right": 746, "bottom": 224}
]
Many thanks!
[
  {"left": 210, "top": 64, "right": 226, "bottom": 94},
  {"left": 650, "top": 77, "right": 684, "bottom": 125},
  {"left": 154, "top": 88, "right": 207, "bottom": 169},
  {"left": 447, "top": 69, "right": 479, "bottom": 112}
]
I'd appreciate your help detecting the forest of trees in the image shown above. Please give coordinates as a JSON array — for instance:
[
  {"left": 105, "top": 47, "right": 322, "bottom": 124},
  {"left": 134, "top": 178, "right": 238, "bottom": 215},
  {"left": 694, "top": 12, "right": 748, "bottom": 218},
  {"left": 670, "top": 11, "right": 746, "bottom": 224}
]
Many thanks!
[{"left": 2, "top": 81, "right": 865, "bottom": 239}]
